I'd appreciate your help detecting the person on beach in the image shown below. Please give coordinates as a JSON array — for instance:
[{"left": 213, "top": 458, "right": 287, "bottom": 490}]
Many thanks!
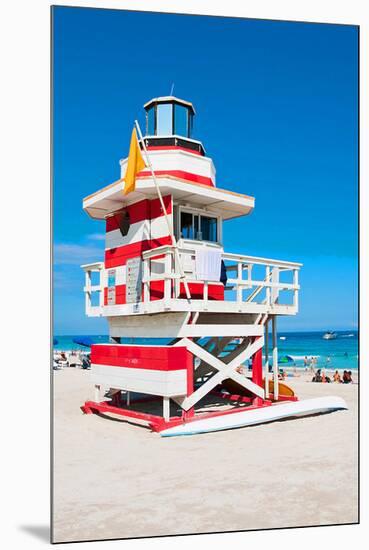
[
  {"left": 312, "top": 369, "right": 322, "bottom": 383},
  {"left": 321, "top": 369, "right": 331, "bottom": 383},
  {"left": 343, "top": 370, "right": 353, "bottom": 384},
  {"left": 309, "top": 357, "right": 315, "bottom": 374},
  {"left": 333, "top": 370, "right": 342, "bottom": 383},
  {"left": 304, "top": 356, "right": 309, "bottom": 370},
  {"left": 342, "top": 370, "right": 353, "bottom": 384}
]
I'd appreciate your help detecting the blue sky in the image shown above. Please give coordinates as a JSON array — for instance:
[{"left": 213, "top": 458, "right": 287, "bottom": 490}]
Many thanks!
[{"left": 53, "top": 7, "right": 358, "bottom": 334}]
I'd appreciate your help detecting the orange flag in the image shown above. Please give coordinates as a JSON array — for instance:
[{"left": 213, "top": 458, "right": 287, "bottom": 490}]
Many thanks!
[{"left": 123, "top": 128, "right": 146, "bottom": 195}]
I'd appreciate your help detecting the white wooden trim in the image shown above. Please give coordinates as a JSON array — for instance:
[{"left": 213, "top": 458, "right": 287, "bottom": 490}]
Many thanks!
[
  {"left": 163, "top": 397, "right": 170, "bottom": 421},
  {"left": 91, "top": 364, "right": 187, "bottom": 397},
  {"left": 272, "top": 316, "right": 279, "bottom": 400},
  {"left": 264, "top": 319, "right": 269, "bottom": 398},
  {"left": 178, "top": 205, "right": 222, "bottom": 245}
]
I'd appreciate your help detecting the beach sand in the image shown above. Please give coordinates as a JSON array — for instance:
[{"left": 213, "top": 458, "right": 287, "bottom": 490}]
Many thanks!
[{"left": 52, "top": 369, "right": 358, "bottom": 543}]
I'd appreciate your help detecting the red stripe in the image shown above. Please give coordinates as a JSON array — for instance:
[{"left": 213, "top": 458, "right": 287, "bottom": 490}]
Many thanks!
[
  {"left": 137, "top": 170, "right": 214, "bottom": 187},
  {"left": 177, "top": 282, "right": 224, "bottom": 300},
  {"left": 106, "top": 196, "right": 172, "bottom": 233},
  {"left": 147, "top": 145, "right": 203, "bottom": 156},
  {"left": 105, "top": 282, "right": 219, "bottom": 306},
  {"left": 91, "top": 344, "right": 188, "bottom": 370},
  {"left": 105, "top": 280, "right": 224, "bottom": 304},
  {"left": 104, "top": 235, "right": 172, "bottom": 268}
]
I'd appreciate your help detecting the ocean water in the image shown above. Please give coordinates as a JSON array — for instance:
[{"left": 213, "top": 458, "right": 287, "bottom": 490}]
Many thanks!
[{"left": 54, "top": 330, "right": 358, "bottom": 371}]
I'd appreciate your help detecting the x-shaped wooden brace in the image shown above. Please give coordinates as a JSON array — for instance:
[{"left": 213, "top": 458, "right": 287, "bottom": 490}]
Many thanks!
[{"left": 173, "top": 336, "right": 265, "bottom": 411}]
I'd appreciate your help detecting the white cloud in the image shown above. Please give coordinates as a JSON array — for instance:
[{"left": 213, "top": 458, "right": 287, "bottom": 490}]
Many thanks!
[
  {"left": 54, "top": 243, "right": 103, "bottom": 265},
  {"left": 86, "top": 233, "right": 106, "bottom": 241}
]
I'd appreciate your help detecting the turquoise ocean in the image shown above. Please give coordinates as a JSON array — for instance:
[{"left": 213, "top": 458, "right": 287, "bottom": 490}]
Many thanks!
[{"left": 54, "top": 330, "right": 358, "bottom": 371}]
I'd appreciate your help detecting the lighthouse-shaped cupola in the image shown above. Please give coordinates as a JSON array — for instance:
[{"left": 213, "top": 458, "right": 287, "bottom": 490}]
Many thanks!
[{"left": 143, "top": 96, "right": 203, "bottom": 154}]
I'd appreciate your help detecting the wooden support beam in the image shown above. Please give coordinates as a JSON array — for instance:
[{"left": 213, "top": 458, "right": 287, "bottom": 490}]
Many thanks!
[
  {"left": 272, "top": 316, "right": 279, "bottom": 400},
  {"left": 174, "top": 337, "right": 265, "bottom": 410},
  {"left": 264, "top": 319, "right": 269, "bottom": 398},
  {"left": 163, "top": 397, "right": 170, "bottom": 421}
]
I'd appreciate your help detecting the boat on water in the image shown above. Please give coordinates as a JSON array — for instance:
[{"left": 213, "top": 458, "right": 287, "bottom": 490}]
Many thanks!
[{"left": 323, "top": 331, "right": 338, "bottom": 340}]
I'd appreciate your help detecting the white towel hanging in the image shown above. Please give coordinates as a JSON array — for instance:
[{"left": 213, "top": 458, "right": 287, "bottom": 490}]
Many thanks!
[{"left": 195, "top": 248, "right": 222, "bottom": 281}]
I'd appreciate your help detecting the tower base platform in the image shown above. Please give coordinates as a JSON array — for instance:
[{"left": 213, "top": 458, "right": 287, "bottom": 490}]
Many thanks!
[{"left": 81, "top": 394, "right": 347, "bottom": 437}]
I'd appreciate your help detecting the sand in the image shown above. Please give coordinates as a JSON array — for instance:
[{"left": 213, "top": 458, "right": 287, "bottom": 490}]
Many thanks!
[{"left": 52, "top": 369, "right": 358, "bottom": 543}]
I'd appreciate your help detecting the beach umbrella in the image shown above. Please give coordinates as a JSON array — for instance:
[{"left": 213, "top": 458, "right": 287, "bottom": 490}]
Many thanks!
[
  {"left": 72, "top": 336, "right": 95, "bottom": 348},
  {"left": 279, "top": 355, "right": 294, "bottom": 364},
  {"left": 53, "top": 338, "right": 58, "bottom": 346}
]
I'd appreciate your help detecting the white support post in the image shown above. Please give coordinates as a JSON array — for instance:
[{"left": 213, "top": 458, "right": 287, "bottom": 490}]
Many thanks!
[
  {"left": 163, "top": 396, "right": 170, "bottom": 421},
  {"left": 293, "top": 269, "right": 299, "bottom": 310},
  {"left": 174, "top": 251, "right": 180, "bottom": 298},
  {"left": 164, "top": 251, "right": 172, "bottom": 303},
  {"left": 203, "top": 281, "right": 209, "bottom": 309},
  {"left": 94, "top": 384, "right": 101, "bottom": 403},
  {"left": 143, "top": 258, "right": 150, "bottom": 303},
  {"left": 126, "top": 391, "right": 130, "bottom": 406},
  {"left": 272, "top": 316, "right": 279, "bottom": 400},
  {"left": 264, "top": 319, "right": 269, "bottom": 398},
  {"left": 265, "top": 266, "right": 271, "bottom": 307},
  {"left": 271, "top": 267, "right": 280, "bottom": 304},
  {"left": 85, "top": 271, "right": 91, "bottom": 314},
  {"left": 237, "top": 261, "right": 242, "bottom": 304},
  {"left": 98, "top": 268, "right": 104, "bottom": 308}
]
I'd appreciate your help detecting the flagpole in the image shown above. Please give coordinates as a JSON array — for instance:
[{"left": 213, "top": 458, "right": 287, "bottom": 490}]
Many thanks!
[{"left": 134, "top": 120, "right": 192, "bottom": 301}]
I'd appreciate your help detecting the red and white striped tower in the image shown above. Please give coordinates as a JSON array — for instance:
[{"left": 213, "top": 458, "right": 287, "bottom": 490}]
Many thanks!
[{"left": 81, "top": 96, "right": 303, "bottom": 433}]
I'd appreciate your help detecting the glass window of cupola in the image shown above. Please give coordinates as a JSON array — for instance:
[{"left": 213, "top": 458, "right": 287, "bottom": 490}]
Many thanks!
[
  {"left": 174, "top": 104, "right": 188, "bottom": 137},
  {"left": 156, "top": 103, "right": 173, "bottom": 135},
  {"left": 147, "top": 107, "right": 155, "bottom": 135}
]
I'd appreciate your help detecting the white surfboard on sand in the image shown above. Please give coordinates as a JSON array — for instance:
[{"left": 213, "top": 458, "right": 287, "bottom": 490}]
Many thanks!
[{"left": 159, "top": 396, "right": 348, "bottom": 437}]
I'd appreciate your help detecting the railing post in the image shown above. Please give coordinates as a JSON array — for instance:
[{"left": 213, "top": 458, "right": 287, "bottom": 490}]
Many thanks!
[
  {"left": 98, "top": 267, "right": 104, "bottom": 308},
  {"left": 265, "top": 265, "right": 271, "bottom": 307},
  {"left": 271, "top": 267, "right": 279, "bottom": 304},
  {"left": 264, "top": 319, "right": 269, "bottom": 398},
  {"left": 164, "top": 250, "right": 172, "bottom": 305},
  {"left": 174, "top": 249, "right": 180, "bottom": 298},
  {"left": 143, "top": 258, "right": 150, "bottom": 303},
  {"left": 293, "top": 269, "right": 299, "bottom": 310},
  {"left": 237, "top": 261, "right": 242, "bottom": 304},
  {"left": 272, "top": 316, "right": 279, "bottom": 400},
  {"left": 203, "top": 281, "right": 209, "bottom": 309},
  {"left": 85, "top": 270, "right": 91, "bottom": 315}
]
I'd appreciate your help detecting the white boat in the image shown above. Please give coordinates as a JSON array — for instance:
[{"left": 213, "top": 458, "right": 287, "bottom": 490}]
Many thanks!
[
  {"left": 159, "top": 396, "right": 347, "bottom": 437},
  {"left": 323, "top": 331, "right": 337, "bottom": 340},
  {"left": 280, "top": 336, "right": 286, "bottom": 340}
]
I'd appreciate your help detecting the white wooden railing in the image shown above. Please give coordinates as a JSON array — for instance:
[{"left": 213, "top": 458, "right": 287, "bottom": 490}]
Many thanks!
[
  {"left": 81, "top": 246, "right": 301, "bottom": 316},
  {"left": 81, "top": 262, "right": 104, "bottom": 316}
]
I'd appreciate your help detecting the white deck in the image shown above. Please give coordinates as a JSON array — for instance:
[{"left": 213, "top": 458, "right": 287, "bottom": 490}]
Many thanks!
[{"left": 82, "top": 246, "right": 301, "bottom": 318}]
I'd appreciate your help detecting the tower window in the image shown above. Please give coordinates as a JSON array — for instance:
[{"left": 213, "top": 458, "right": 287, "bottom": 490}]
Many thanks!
[{"left": 179, "top": 210, "right": 218, "bottom": 243}]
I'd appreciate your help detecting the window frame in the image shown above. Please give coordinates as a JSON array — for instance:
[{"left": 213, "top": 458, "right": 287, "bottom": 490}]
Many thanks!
[{"left": 176, "top": 204, "right": 222, "bottom": 245}]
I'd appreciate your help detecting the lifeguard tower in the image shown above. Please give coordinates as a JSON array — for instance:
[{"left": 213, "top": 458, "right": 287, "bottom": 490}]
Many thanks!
[{"left": 81, "top": 96, "right": 346, "bottom": 436}]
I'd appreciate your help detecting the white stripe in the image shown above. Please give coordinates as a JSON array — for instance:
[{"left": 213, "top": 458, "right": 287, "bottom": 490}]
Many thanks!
[
  {"left": 91, "top": 364, "right": 187, "bottom": 397},
  {"left": 120, "top": 149, "right": 216, "bottom": 183},
  {"left": 105, "top": 217, "right": 169, "bottom": 250}
]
